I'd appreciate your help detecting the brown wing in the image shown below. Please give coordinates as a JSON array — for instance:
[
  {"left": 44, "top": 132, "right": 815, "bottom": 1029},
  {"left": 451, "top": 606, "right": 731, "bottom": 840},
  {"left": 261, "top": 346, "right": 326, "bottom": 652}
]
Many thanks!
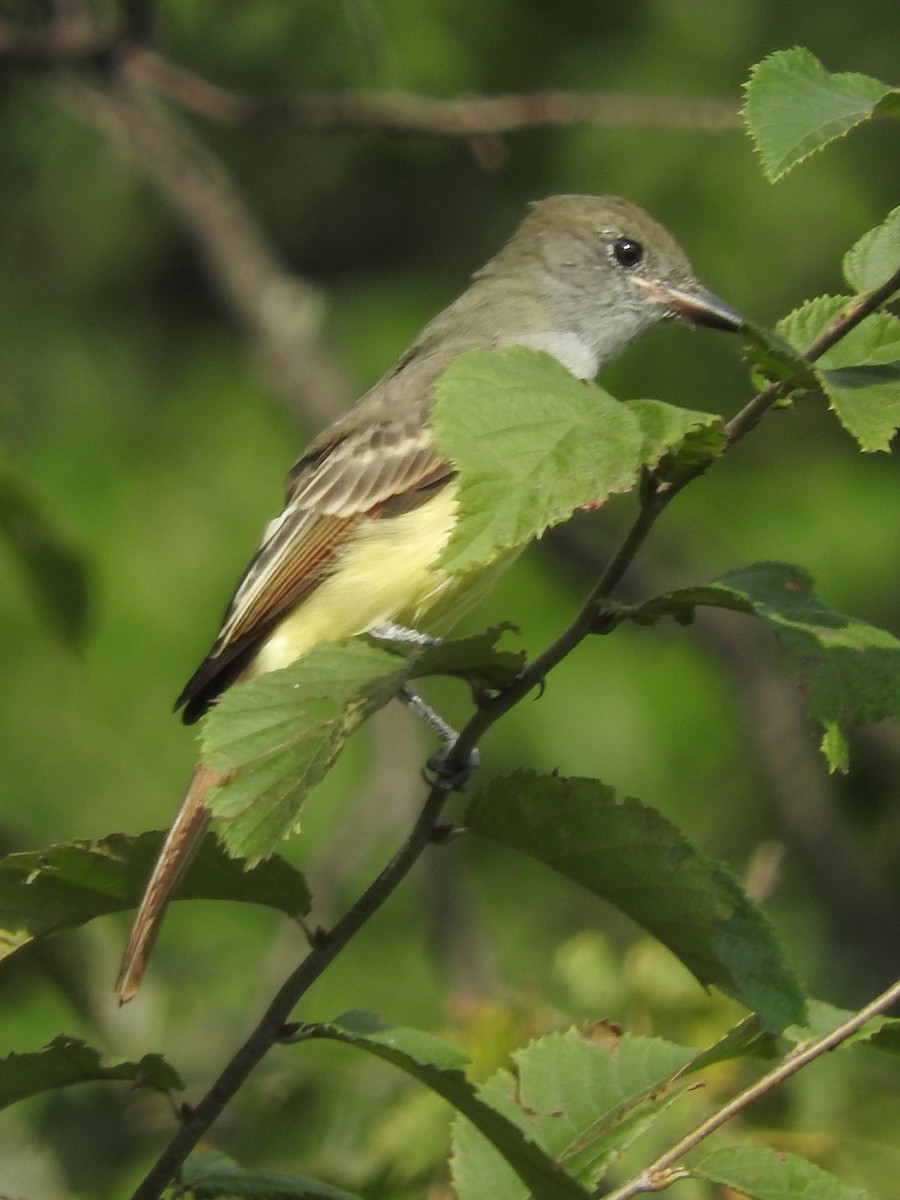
[{"left": 176, "top": 410, "right": 452, "bottom": 723}]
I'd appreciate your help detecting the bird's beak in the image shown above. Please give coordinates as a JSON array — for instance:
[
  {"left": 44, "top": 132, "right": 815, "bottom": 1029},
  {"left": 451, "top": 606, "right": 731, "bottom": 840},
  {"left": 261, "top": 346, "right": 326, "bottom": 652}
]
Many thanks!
[
  {"left": 665, "top": 284, "right": 744, "bottom": 331},
  {"left": 634, "top": 278, "right": 744, "bottom": 332}
]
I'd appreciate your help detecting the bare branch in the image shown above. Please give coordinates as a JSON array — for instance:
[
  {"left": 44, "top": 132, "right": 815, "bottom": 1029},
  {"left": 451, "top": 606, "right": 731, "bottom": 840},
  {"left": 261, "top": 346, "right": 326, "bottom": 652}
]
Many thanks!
[
  {"left": 127, "top": 56, "right": 741, "bottom": 135},
  {"left": 0, "top": 9, "right": 739, "bottom": 137},
  {"left": 127, "top": 272, "right": 898, "bottom": 1196},
  {"left": 0, "top": 14, "right": 114, "bottom": 64},
  {"left": 60, "top": 74, "right": 351, "bottom": 427},
  {"left": 725, "top": 265, "right": 900, "bottom": 445},
  {"left": 602, "top": 975, "right": 900, "bottom": 1200},
  {"left": 129, "top": 782, "right": 452, "bottom": 1200},
  {"left": 441, "top": 271, "right": 900, "bottom": 780}
]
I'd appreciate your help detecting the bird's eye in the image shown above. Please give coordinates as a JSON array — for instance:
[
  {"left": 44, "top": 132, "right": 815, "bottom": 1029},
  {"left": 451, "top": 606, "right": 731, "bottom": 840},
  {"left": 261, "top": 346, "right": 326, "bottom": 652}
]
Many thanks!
[{"left": 613, "top": 237, "right": 644, "bottom": 268}]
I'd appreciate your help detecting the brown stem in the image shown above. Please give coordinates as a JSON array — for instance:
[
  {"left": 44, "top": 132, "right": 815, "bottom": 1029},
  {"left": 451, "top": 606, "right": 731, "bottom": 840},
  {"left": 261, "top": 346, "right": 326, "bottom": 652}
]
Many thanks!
[
  {"left": 124, "top": 60, "right": 741, "bottom": 135},
  {"left": 130, "top": 784, "right": 450, "bottom": 1200},
  {"left": 60, "top": 73, "right": 351, "bottom": 427},
  {"left": 602, "top": 976, "right": 900, "bottom": 1200},
  {"left": 441, "top": 267, "right": 900, "bottom": 780},
  {"left": 725, "top": 265, "right": 900, "bottom": 445}
]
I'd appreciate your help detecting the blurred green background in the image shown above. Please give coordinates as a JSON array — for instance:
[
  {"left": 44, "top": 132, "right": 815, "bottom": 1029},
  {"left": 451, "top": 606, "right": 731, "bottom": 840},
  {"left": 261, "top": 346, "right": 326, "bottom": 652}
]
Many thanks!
[{"left": 0, "top": 1, "right": 898, "bottom": 1196}]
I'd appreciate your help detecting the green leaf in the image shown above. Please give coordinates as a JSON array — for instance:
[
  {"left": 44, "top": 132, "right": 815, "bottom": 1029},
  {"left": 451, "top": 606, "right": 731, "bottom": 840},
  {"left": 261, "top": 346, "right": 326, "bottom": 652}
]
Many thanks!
[
  {"left": 867, "top": 1022, "right": 900, "bottom": 1056},
  {"left": 432, "top": 348, "right": 644, "bottom": 573},
  {"left": 0, "top": 833, "right": 310, "bottom": 962},
  {"left": 629, "top": 563, "right": 900, "bottom": 771},
  {"left": 843, "top": 207, "right": 900, "bottom": 294},
  {"left": 201, "top": 628, "right": 523, "bottom": 861},
  {"left": 740, "top": 321, "right": 820, "bottom": 394},
  {"left": 689, "top": 1144, "right": 869, "bottom": 1200},
  {"left": 625, "top": 399, "right": 726, "bottom": 481},
  {"left": 432, "top": 348, "right": 727, "bottom": 572},
  {"left": 743, "top": 49, "right": 895, "bottom": 181},
  {"left": 452, "top": 1029, "right": 695, "bottom": 1200},
  {"left": 0, "top": 460, "right": 89, "bottom": 643},
  {"left": 0, "top": 1035, "right": 182, "bottom": 1111},
  {"left": 177, "top": 1151, "right": 364, "bottom": 1200},
  {"left": 685, "top": 1014, "right": 781, "bottom": 1072},
  {"left": 465, "top": 772, "right": 805, "bottom": 1031},
  {"left": 403, "top": 624, "right": 526, "bottom": 692},
  {"left": 307, "top": 1011, "right": 590, "bottom": 1200},
  {"left": 782, "top": 998, "right": 900, "bottom": 1055},
  {"left": 818, "top": 359, "right": 900, "bottom": 453},
  {"left": 777, "top": 296, "right": 900, "bottom": 450},
  {"left": 201, "top": 641, "right": 411, "bottom": 860}
]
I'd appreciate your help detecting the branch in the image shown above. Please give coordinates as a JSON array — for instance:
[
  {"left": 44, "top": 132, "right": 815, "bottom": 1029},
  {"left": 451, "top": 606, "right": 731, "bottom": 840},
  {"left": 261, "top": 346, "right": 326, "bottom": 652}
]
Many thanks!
[
  {"left": 0, "top": 14, "right": 740, "bottom": 136},
  {"left": 130, "top": 782, "right": 451, "bottom": 1200},
  {"left": 603, "top": 975, "right": 900, "bottom": 1200},
  {"left": 0, "top": 16, "right": 115, "bottom": 65},
  {"left": 125, "top": 238, "right": 896, "bottom": 1200},
  {"left": 441, "top": 267, "right": 900, "bottom": 778},
  {"left": 725, "top": 264, "right": 900, "bottom": 444},
  {"left": 124, "top": 54, "right": 741, "bottom": 135},
  {"left": 60, "top": 73, "right": 351, "bottom": 427}
]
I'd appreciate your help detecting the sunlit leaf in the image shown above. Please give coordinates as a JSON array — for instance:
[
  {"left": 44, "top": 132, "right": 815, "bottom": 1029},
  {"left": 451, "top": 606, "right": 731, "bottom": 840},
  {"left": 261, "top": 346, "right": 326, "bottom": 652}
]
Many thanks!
[
  {"left": 453, "top": 1028, "right": 695, "bottom": 1199},
  {"left": 201, "top": 629, "right": 522, "bottom": 861},
  {"left": 843, "top": 207, "right": 900, "bottom": 294},
  {"left": 689, "top": 1144, "right": 869, "bottom": 1200},
  {"left": 743, "top": 49, "right": 895, "bottom": 181},
  {"left": 433, "top": 348, "right": 644, "bottom": 573},
  {"left": 626, "top": 398, "right": 725, "bottom": 481},
  {"left": 777, "top": 295, "right": 900, "bottom": 450},
  {"left": 201, "top": 642, "right": 410, "bottom": 860},
  {"left": 307, "top": 1011, "right": 590, "bottom": 1200}
]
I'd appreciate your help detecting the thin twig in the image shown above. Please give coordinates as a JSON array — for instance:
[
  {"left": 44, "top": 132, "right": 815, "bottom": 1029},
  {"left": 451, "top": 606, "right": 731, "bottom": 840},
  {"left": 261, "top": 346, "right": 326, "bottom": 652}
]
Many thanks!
[
  {"left": 725, "top": 265, "right": 900, "bottom": 445},
  {"left": 128, "top": 255, "right": 893, "bottom": 1200},
  {"left": 0, "top": 16, "right": 740, "bottom": 136},
  {"left": 0, "top": 16, "right": 114, "bottom": 63},
  {"left": 124, "top": 56, "right": 742, "bottom": 135},
  {"left": 602, "top": 976, "right": 900, "bottom": 1200},
  {"left": 60, "top": 73, "right": 351, "bottom": 427},
  {"left": 130, "top": 784, "right": 450, "bottom": 1200},
  {"left": 441, "top": 268, "right": 900, "bottom": 779}
]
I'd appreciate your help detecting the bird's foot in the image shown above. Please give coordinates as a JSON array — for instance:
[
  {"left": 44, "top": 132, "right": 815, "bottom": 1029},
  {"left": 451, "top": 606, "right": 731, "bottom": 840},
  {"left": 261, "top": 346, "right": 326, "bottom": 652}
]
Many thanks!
[
  {"left": 423, "top": 743, "right": 481, "bottom": 792},
  {"left": 397, "top": 684, "right": 480, "bottom": 791}
]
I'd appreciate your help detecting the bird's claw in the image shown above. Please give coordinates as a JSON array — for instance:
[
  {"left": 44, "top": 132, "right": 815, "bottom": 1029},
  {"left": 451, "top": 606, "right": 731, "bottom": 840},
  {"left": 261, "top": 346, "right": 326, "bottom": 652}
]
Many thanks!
[{"left": 423, "top": 744, "right": 481, "bottom": 792}]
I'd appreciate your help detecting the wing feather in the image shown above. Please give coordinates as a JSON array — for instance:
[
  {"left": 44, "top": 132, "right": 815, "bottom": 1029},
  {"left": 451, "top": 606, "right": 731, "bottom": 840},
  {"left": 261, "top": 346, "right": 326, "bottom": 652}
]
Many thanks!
[{"left": 175, "top": 414, "right": 453, "bottom": 721}]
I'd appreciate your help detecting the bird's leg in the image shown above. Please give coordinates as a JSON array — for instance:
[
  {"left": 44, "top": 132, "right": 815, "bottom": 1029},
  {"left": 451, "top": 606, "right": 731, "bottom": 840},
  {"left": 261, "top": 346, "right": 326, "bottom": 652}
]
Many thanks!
[
  {"left": 369, "top": 621, "right": 441, "bottom": 648},
  {"left": 397, "top": 685, "right": 480, "bottom": 791},
  {"left": 369, "top": 625, "right": 479, "bottom": 791}
]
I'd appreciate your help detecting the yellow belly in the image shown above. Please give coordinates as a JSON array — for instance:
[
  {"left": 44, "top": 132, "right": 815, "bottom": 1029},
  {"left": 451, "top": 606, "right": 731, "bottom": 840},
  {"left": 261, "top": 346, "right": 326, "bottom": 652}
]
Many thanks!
[{"left": 252, "top": 483, "right": 512, "bottom": 676}]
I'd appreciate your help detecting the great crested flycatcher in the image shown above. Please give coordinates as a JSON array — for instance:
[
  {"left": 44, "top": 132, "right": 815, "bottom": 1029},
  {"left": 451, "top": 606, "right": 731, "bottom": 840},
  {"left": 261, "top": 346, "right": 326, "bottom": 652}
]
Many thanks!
[{"left": 116, "top": 194, "right": 742, "bottom": 1002}]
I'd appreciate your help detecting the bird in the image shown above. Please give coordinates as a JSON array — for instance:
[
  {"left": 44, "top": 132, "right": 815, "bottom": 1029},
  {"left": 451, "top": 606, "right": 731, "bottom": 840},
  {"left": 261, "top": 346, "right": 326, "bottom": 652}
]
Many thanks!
[{"left": 116, "top": 194, "right": 743, "bottom": 1003}]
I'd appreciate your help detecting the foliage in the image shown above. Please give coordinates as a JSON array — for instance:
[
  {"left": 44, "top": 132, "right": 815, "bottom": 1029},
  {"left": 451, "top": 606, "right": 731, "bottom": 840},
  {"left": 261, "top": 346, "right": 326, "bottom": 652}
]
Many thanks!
[
  {"left": 0, "top": 5, "right": 898, "bottom": 1200},
  {"left": 743, "top": 48, "right": 900, "bottom": 181}
]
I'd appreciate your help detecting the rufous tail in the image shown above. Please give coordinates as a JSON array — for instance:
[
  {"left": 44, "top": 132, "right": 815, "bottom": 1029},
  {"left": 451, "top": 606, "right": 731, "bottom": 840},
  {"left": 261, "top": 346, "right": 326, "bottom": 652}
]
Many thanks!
[{"left": 116, "top": 763, "right": 225, "bottom": 1004}]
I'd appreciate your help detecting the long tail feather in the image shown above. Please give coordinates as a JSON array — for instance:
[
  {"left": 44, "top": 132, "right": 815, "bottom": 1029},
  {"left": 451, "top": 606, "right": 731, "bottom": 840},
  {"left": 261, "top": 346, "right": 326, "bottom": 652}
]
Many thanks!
[{"left": 116, "top": 763, "right": 224, "bottom": 1004}]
